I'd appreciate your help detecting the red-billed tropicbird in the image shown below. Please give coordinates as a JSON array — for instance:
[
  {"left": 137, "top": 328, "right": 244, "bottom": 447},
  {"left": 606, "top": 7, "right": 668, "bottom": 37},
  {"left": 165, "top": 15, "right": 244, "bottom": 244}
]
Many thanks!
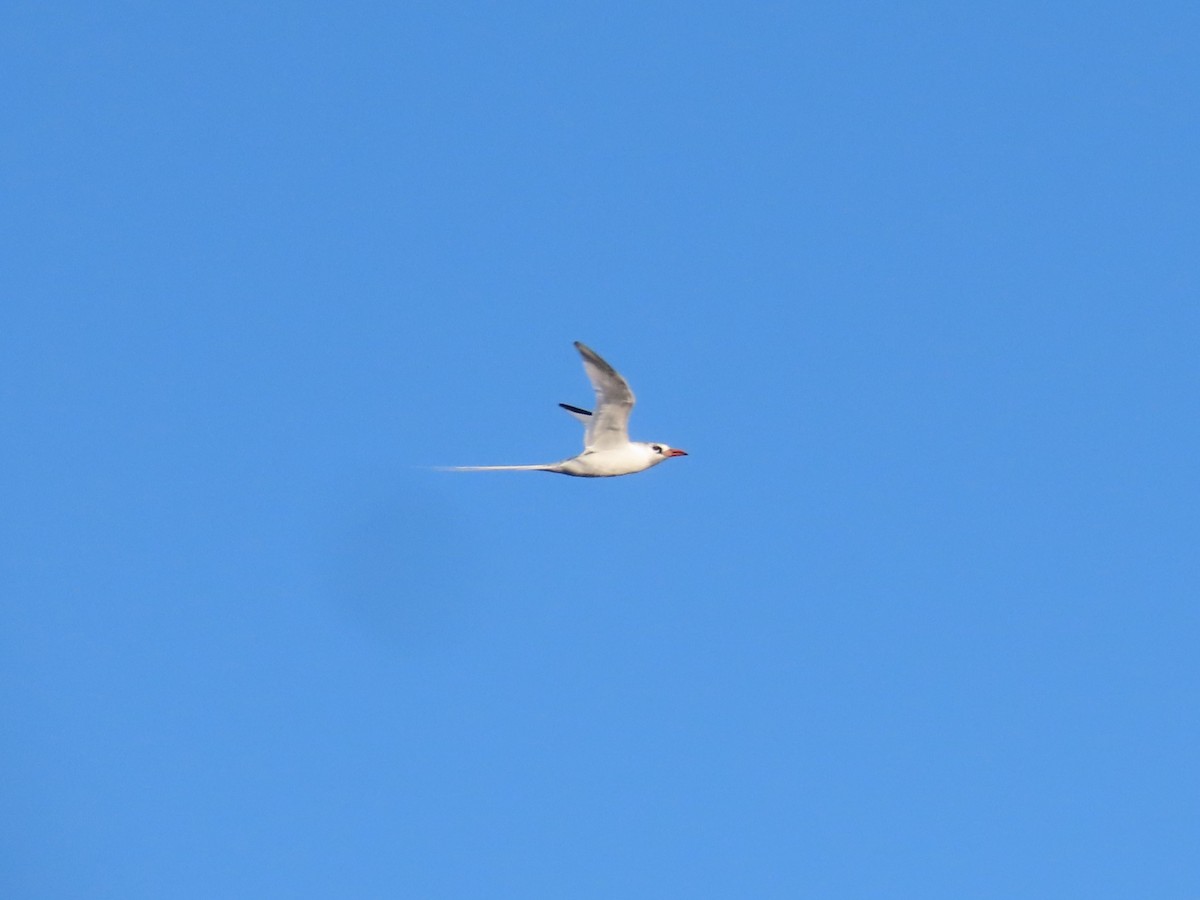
[{"left": 446, "top": 341, "right": 688, "bottom": 477}]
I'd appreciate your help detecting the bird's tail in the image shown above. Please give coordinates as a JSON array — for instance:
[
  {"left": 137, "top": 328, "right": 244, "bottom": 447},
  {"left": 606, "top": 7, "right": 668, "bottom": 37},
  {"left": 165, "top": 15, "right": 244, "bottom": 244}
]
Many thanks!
[{"left": 439, "top": 463, "right": 562, "bottom": 473}]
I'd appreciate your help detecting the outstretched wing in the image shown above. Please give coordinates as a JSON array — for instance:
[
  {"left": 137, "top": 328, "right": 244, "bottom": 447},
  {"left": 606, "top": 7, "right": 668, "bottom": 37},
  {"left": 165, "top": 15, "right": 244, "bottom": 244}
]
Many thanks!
[
  {"left": 559, "top": 403, "right": 595, "bottom": 449},
  {"left": 573, "top": 341, "right": 635, "bottom": 450}
]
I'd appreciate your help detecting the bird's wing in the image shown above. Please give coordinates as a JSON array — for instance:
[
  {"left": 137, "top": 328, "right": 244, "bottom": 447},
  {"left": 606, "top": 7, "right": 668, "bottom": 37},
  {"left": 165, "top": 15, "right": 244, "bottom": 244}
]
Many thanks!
[
  {"left": 559, "top": 403, "right": 594, "bottom": 449},
  {"left": 573, "top": 341, "right": 634, "bottom": 450}
]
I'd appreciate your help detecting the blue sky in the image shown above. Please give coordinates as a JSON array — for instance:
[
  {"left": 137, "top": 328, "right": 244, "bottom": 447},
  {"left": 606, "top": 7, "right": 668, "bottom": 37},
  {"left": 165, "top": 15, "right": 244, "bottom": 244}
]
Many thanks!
[{"left": 3, "top": 3, "right": 1197, "bottom": 897}]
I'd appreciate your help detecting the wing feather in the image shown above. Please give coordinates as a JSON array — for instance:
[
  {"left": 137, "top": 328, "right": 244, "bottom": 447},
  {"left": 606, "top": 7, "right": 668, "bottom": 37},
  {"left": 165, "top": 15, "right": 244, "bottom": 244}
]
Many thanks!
[
  {"left": 573, "top": 341, "right": 634, "bottom": 450},
  {"left": 559, "top": 403, "right": 595, "bottom": 449}
]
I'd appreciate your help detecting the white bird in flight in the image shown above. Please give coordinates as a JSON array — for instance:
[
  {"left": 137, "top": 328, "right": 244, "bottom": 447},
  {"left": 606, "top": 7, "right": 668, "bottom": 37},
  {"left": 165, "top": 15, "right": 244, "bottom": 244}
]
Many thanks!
[{"left": 446, "top": 341, "right": 688, "bottom": 477}]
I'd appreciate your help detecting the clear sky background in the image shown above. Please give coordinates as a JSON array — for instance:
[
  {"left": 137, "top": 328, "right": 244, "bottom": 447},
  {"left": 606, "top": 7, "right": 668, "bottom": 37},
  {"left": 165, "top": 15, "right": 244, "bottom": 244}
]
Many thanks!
[{"left": 3, "top": 3, "right": 1197, "bottom": 898}]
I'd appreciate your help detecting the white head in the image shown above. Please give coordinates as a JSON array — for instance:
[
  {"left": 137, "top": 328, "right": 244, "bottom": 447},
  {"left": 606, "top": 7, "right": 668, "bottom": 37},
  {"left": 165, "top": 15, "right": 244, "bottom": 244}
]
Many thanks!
[{"left": 643, "top": 442, "right": 689, "bottom": 465}]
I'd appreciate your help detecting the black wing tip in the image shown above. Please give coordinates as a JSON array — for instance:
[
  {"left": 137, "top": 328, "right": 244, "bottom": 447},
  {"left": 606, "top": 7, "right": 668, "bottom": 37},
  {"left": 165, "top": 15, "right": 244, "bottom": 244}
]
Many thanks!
[
  {"left": 573, "top": 340, "right": 619, "bottom": 372},
  {"left": 559, "top": 403, "right": 592, "bottom": 416}
]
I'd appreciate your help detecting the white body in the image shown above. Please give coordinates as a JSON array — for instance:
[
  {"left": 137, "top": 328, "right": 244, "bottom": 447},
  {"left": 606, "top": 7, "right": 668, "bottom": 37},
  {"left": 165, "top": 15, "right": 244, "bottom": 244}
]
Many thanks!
[{"left": 446, "top": 342, "right": 687, "bottom": 478}]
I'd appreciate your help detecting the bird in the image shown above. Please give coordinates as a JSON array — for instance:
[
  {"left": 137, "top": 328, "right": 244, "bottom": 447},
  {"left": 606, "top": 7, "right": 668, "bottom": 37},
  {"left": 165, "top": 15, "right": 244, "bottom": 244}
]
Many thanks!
[{"left": 445, "top": 341, "right": 688, "bottom": 477}]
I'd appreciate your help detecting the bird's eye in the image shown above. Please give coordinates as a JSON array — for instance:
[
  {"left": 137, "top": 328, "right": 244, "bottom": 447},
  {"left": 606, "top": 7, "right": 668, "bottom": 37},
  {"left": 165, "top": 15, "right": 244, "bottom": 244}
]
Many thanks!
[{"left": 653, "top": 445, "right": 662, "bottom": 453}]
